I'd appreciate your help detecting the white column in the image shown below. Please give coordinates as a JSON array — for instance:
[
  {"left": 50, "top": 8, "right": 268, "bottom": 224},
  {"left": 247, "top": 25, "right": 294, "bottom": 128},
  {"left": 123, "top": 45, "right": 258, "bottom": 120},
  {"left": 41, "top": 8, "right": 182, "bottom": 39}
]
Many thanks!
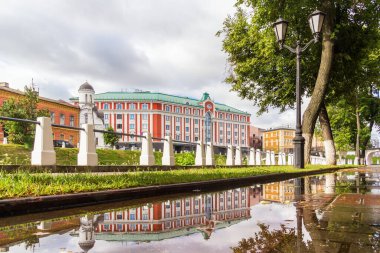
[
  {"left": 265, "top": 151, "right": 271, "bottom": 165},
  {"left": 248, "top": 148, "right": 255, "bottom": 166},
  {"left": 31, "top": 117, "right": 56, "bottom": 165},
  {"left": 77, "top": 124, "right": 98, "bottom": 166},
  {"left": 278, "top": 152, "right": 283, "bottom": 165},
  {"left": 255, "top": 149, "right": 261, "bottom": 165},
  {"left": 3, "top": 137, "right": 7, "bottom": 144},
  {"left": 287, "top": 154, "right": 292, "bottom": 165},
  {"left": 162, "top": 135, "right": 175, "bottom": 166},
  {"left": 205, "top": 142, "right": 215, "bottom": 165},
  {"left": 270, "top": 151, "right": 275, "bottom": 165},
  {"left": 235, "top": 146, "right": 242, "bottom": 166},
  {"left": 140, "top": 132, "right": 155, "bottom": 166},
  {"left": 195, "top": 140, "right": 205, "bottom": 166},
  {"left": 226, "top": 145, "right": 234, "bottom": 166}
]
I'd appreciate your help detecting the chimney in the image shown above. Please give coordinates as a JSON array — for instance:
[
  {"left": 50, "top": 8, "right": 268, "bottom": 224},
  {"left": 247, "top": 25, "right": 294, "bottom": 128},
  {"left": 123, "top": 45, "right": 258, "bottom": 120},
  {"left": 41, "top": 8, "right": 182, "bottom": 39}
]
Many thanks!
[{"left": 0, "top": 82, "right": 9, "bottom": 88}]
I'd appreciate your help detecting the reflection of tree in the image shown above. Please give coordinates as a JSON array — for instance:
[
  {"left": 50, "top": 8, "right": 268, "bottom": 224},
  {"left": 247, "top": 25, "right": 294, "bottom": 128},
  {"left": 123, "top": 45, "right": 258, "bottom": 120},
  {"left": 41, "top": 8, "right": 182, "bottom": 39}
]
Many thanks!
[
  {"left": 231, "top": 223, "right": 315, "bottom": 253},
  {"left": 24, "top": 235, "right": 39, "bottom": 250}
]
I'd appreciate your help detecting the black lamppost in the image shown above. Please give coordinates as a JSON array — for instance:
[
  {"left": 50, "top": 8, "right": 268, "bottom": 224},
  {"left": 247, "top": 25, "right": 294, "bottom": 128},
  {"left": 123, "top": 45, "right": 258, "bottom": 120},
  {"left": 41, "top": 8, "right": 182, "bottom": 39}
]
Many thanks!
[{"left": 273, "top": 10, "right": 326, "bottom": 168}]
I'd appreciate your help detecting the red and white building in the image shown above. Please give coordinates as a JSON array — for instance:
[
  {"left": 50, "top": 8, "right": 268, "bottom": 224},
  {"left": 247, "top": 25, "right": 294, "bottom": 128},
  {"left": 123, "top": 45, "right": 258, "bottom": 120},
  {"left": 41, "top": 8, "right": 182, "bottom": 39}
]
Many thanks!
[{"left": 70, "top": 82, "right": 251, "bottom": 150}]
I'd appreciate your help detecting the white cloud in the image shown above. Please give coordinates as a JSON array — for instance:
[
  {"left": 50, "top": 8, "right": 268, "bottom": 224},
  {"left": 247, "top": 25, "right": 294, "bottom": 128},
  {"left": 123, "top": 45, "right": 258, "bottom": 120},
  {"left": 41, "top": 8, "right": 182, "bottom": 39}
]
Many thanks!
[{"left": 0, "top": 0, "right": 296, "bottom": 128}]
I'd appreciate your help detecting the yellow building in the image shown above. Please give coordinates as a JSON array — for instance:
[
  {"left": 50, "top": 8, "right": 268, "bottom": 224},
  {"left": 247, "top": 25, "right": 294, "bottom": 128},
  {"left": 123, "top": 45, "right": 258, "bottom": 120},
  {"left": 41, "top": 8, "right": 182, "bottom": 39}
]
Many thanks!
[{"left": 263, "top": 127, "right": 295, "bottom": 153}]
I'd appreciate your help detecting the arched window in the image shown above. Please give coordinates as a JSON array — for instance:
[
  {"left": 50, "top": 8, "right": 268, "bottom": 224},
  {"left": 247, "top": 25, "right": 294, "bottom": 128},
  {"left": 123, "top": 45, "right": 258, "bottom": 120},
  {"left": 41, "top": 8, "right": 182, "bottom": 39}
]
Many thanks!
[
  {"left": 205, "top": 112, "right": 212, "bottom": 143},
  {"left": 85, "top": 94, "right": 88, "bottom": 103}
]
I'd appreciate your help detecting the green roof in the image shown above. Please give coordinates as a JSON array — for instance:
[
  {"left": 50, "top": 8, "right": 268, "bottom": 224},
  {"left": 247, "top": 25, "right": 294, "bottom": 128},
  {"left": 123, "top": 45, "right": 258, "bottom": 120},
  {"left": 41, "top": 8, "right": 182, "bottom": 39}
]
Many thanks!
[{"left": 70, "top": 91, "right": 250, "bottom": 115}]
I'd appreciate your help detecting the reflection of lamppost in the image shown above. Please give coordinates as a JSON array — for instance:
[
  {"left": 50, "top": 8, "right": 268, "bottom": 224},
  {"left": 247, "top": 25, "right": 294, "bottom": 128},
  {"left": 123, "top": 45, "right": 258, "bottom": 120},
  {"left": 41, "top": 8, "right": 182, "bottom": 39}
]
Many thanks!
[{"left": 273, "top": 10, "right": 326, "bottom": 168}]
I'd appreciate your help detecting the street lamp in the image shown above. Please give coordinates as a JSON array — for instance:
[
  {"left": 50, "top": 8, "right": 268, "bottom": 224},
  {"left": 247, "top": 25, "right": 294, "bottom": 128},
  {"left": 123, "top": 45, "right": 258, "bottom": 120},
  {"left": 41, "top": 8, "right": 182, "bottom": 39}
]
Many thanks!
[{"left": 273, "top": 10, "right": 326, "bottom": 168}]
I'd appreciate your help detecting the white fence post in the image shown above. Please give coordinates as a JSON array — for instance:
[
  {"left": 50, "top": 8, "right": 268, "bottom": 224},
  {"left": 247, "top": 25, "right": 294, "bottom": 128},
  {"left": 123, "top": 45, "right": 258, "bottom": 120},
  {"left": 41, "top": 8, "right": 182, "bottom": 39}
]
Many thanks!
[
  {"left": 31, "top": 117, "right": 56, "bottom": 166},
  {"left": 235, "top": 146, "right": 242, "bottom": 166},
  {"left": 256, "top": 149, "right": 261, "bottom": 165},
  {"left": 226, "top": 145, "right": 235, "bottom": 166},
  {"left": 205, "top": 142, "right": 215, "bottom": 166},
  {"left": 278, "top": 152, "right": 283, "bottom": 165},
  {"left": 266, "top": 151, "right": 271, "bottom": 165},
  {"left": 270, "top": 151, "right": 276, "bottom": 165},
  {"left": 162, "top": 135, "right": 175, "bottom": 166},
  {"left": 195, "top": 140, "right": 205, "bottom": 166},
  {"left": 140, "top": 132, "right": 155, "bottom": 166},
  {"left": 77, "top": 124, "right": 98, "bottom": 166},
  {"left": 249, "top": 148, "right": 255, "bottom": 166}
]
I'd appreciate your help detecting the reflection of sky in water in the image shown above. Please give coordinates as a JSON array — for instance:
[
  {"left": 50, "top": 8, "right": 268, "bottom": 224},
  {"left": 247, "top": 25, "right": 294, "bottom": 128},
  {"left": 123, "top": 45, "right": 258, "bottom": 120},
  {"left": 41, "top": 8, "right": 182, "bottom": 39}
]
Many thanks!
[{"left": 6, "top": 203, "right": 303, "bottom": 253}]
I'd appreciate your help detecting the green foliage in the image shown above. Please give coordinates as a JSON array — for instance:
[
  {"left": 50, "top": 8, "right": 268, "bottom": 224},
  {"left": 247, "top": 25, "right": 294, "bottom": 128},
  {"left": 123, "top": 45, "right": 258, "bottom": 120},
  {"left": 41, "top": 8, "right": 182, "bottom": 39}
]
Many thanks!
[
  {"left": 0, "top": 86, "right": 49, "bottom": 146},
  {"left": 0, "top": 165, "right": 347, "bottom": 199},
  {"left": 175, "top": 152, "right": 195, "bottom": 166},
  {"left": 218, "top": 0, "right": 379, "bottom": 115},
  {"left": 103, "top": 127, "right": 120, "bottom": 148},
  {"left": 215, "top": 154, "right": 227, "bottom": 165}
]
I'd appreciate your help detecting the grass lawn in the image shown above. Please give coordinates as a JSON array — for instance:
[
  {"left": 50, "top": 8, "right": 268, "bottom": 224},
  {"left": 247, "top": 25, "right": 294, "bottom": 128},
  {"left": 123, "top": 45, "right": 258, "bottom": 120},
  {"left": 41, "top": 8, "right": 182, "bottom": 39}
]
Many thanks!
[{"left": 0, "top": 165, "right": 353, "bottom": 199}]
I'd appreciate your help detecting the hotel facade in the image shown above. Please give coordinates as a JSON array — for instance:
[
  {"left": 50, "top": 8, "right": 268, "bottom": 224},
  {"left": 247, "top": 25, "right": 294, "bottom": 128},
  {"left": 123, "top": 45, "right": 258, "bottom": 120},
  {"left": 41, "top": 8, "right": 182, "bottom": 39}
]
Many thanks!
[{"left": 70, "top": 82, "right": 251, "bottom": 150}]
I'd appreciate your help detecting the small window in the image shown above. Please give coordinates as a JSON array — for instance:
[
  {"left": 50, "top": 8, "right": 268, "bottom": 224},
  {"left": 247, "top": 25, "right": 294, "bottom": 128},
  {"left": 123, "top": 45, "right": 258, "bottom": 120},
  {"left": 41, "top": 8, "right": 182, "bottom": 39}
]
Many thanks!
[
  {"left": 165, "top": 105, "right": 171, "bottom": 111},
  {"left": 165, "top": 115, "right": 171, "bottom": 121},
  {"left": 165, "top": 125, "right": 170, "bottom": 130},
  {"left": 117, "top": 124, "right": 122, "bottom": 129},
  {"left": 104, "top": 114, "right": 109, "bottom": 120},
  {"left": 69, "top": 115, "right": 74, "bottom": 127},
  {"left": 104, "top": 103, "right": 109, "bottom": 110},
  {"left": 60, "top": 114, "right": 65, "bottom": 125},
  {"left": 116, "top": 103, "right": 122, "bottom": 110},
  {"left": 130, "top": 124, "right": 135, "bottom": 129},
  {"left": 185, "top": 136, "right": 189, "bottom": 141},
  {"left": 175, "top": 107, "right": 180, "bottom": 113},
  {"left": 194, "top": 119, "right": 199, "bottom": 124},
  {"left": 142, "top": 104, "right": 148, "bottom": 110},
  {"left": 185, "top": 127, "right": 189, "bottom": 132},
  {"left": 142, "top": 123, "right": 148, "bottom": 129},
  {"left": 194, "top": 128, "right": 198, "bottom": 133},
  {"left": 185, "top": 118, "right": 189, "bottom": 123},
  {"left": 176, "top": 126, "right": 180, "bottom": 131},
  {"left": 176, "top": 117, "right": 181, "bottom": 122},
  {"left": 130, "top": 104, "right": 136, "bottom": 110},
  {"left": 130, "top": 114, "right": 135, "bottom": 120},
  {"left": 116, "top": 114, "right": 122, "bottom": 120},
  {"left": 142, "top": 114, "right": 148, "bottom": 120},
  {"left": 50, "top": 112, "right": 55, "bottom": 123}
]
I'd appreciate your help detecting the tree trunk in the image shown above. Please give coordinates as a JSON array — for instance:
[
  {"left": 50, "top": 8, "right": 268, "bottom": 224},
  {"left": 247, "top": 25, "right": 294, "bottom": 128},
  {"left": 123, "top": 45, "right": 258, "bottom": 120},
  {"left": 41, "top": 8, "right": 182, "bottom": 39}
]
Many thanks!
[
  {"left": 319, "top": 102, "right": 336, "bottom": 165},
  {"left": 361, "top": 120, "right": 374, "bottom": 156},
  {"left": 302, "top": 0, "right": 335, "bottom": 164},
  {"left": 355, "top": 101, "right": 360, "bottom": 159}
]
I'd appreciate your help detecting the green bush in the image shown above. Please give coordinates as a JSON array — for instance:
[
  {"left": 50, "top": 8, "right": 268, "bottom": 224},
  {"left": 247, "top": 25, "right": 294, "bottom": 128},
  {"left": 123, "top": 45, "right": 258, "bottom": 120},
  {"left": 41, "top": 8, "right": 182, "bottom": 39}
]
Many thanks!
[{"left": 175, "top": 152, "right": 195, "bottom": 166}]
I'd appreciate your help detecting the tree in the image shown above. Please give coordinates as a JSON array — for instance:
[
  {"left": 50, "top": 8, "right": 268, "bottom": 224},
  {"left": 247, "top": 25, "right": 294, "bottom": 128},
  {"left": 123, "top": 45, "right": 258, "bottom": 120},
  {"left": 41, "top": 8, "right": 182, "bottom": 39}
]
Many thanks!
[
  {"left": 0, "top": 86, "right": 49, "bottom": 146},
  {"left": 231, "top": 223, "right": 314, "bottom": 253},
  {"left": 218, "top": 0, "right": 379, "bottom": 164},
  {"left": 103, "top": 127, "right": 119, "bottom": 148}
]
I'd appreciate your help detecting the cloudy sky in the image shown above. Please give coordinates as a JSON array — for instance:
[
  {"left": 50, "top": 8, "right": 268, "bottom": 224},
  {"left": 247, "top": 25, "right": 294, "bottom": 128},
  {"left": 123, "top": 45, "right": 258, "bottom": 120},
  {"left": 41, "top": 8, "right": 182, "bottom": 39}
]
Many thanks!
[{"left": 0, "top": 0, "right": 297, "bottom": 129}]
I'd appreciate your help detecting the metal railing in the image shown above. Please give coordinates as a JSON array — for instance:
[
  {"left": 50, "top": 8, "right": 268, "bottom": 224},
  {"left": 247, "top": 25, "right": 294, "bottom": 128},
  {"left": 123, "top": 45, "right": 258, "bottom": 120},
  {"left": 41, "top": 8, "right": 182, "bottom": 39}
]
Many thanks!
[
  {"left": 94, "top": 129, "right": 146, "bottom": 139},
  {"left": 0, "top": 116, "right": 40, "bottom": 125}
]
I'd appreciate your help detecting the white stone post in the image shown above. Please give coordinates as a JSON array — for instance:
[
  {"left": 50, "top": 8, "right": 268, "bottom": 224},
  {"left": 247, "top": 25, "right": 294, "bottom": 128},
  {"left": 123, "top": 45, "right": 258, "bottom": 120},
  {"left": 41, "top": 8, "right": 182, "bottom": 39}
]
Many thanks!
[
  {"left": 140, "top": 132, "right": 155, "bottom": 166},
  {"left": 62, "top": 141, "right": 66, "bottom": 148},
  {"left": 162, "top": 135, "right": 175, "bottom": 166},
  {"left": 255, "top": 149, "right": 261, "bottom": 165},
  {"left": 205, "top": 142, "right": 215, "bottom": 166},
  {"left": 226, "top": 145, "right": 235, "bottom": 166},
  {"left": 282, "top": 153, "right": 286, "bottom": 165},
  {"left": 235, "top": 146, "right": 242, "bottom": 166},
  {"left": 270, "top": 151, "right": 275, "bottom": 165},
  {"left": 3, "top": 137, "right": 7, "bottom": 144},
  {"left": 31, "top": 117, "right": 56, "bottom": 166},
  {"left": 278, "top": 152, "right": 283, "bottom": 165},
  {"left": 287, "top": 154, "right": 293, "bottom": 165},
  {"left": 354, "top": 157, "right": 359, "bottom": 165},
  {"left": 265, "top": 151, "right": 271, "bottom": 165},
  {"left": 77, "top": 124, "right": 98, "bottom": 166},
  {"left": 248, "top": 148, "right": 255, "bottom": 166},
  {"left": 195, "top": 140, "right": 205, "bottom": 166}
]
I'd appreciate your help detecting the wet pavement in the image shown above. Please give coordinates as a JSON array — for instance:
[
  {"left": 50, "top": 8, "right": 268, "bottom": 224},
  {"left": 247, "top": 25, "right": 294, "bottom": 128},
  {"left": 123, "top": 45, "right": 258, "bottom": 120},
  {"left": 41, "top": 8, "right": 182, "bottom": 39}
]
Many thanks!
[{"left": 0, "top": 167, "right": 379, "bottom": 253}]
